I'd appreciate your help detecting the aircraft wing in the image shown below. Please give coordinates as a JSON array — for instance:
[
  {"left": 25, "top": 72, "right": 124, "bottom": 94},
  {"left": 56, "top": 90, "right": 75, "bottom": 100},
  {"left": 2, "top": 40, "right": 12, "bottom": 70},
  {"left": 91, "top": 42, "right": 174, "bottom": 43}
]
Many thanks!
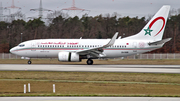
[{"left": 76, "top": 32, "right": 118, "bottom": 57}]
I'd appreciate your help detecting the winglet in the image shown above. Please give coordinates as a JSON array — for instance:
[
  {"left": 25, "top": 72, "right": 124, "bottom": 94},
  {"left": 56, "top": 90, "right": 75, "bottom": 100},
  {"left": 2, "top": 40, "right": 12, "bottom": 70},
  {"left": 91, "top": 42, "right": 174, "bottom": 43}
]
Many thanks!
[{"left": 104, "top": 32, "right": 118, "bottom": 47}]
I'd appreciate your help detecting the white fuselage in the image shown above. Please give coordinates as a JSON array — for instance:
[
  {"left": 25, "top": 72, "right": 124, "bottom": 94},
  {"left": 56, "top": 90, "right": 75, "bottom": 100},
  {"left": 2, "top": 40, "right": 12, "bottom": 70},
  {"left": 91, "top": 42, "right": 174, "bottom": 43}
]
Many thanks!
[{"left": 10, "top": 38, "right": 161, "bottom": 59}]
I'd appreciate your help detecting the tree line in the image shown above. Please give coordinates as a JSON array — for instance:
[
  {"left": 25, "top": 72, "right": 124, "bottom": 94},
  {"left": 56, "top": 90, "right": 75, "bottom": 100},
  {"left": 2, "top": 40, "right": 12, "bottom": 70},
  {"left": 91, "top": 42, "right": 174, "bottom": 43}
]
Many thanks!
[{"left": 0, "top": 12, "right": 180, "bottom": 53}]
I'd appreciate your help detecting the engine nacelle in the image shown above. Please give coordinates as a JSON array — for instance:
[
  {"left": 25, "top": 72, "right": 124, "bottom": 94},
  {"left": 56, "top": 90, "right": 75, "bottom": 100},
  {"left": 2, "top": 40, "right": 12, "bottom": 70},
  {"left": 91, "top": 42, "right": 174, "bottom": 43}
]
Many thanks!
[{"left": 58, "top": 52, "right": 80, "bottom": 62}]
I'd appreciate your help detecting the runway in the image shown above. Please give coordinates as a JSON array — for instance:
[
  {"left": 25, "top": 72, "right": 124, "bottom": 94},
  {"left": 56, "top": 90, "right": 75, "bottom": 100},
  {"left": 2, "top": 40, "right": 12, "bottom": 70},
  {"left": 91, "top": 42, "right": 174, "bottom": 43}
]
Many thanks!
[{"left": 0, "top": 64, "right": 180, "bottom": 73}]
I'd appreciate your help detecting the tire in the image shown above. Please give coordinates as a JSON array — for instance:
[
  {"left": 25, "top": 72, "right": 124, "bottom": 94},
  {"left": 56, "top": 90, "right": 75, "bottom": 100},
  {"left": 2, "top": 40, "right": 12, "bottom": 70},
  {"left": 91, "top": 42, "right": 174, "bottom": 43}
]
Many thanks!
[
  {"left": 28, "top": 60, "right": 32, "bottom": 64},
  {"left": 86, "top": 59, "right": 93, "bottom": 65}
]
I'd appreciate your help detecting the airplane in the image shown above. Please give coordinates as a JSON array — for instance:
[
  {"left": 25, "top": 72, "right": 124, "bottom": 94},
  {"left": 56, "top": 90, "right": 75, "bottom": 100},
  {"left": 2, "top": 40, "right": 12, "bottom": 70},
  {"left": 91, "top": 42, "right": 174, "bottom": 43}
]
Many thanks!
[{"left": 10, "top": 5, "right": 171, "bottom": 65}]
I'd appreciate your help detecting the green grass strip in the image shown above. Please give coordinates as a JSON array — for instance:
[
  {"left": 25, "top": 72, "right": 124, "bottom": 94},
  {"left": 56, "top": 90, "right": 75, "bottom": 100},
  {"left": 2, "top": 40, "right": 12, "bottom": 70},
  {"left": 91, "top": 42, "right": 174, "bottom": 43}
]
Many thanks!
[{"left": 1, "top": 79, "right": 180, "bottom": 86}]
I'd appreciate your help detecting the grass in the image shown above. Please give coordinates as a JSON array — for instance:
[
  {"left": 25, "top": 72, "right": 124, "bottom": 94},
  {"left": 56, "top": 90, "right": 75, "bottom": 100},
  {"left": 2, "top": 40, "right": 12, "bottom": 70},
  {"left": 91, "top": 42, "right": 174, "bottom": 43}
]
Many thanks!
[
  {"left": 1, "top": 71, "right": 180, "bottom": 84},
  {"left": 0, "top": 71, "right": 180, "bottom": 97},
  {"left": 1, "top": 58, "right": 180, "bottom": 65},
  {"left": 0, "top": 81, "right": 180, "bottom": 95}
]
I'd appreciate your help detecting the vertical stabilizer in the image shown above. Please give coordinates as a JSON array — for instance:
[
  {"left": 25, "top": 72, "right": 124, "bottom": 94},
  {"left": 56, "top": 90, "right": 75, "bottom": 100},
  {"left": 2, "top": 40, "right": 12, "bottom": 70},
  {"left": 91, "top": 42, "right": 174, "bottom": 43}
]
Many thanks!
[{"left": 125, "top": 5, "right": 170, "bottom": 41}]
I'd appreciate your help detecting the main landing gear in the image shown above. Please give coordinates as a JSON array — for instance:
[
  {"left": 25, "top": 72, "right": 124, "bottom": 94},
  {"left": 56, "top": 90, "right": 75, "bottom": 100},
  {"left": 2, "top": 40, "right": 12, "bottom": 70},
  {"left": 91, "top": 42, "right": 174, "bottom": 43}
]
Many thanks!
[
  {"left": 28, "top": 60, "right": 32, "bottom": 64},
  {"left": 86, "top": 59, "right": 93, "bottom": 65}
]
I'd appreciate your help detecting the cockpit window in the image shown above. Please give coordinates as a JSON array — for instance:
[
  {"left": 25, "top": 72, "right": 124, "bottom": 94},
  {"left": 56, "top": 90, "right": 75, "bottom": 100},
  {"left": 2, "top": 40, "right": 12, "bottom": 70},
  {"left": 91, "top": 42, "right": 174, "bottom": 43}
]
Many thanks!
[{"left": 19, "top": 44, "right": 25, "bottom": 47}]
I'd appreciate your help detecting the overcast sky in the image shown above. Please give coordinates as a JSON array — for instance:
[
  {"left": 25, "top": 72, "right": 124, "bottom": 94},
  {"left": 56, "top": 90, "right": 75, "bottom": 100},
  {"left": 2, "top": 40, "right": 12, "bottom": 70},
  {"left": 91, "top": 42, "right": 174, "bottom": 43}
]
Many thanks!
[{"left": 1, "top": 0, "right": 180, "bottom": 18}]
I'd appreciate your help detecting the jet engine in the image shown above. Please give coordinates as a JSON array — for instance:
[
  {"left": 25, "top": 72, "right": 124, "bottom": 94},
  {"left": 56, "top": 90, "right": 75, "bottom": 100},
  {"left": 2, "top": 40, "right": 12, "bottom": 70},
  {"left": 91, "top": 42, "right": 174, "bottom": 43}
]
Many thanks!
[{"left": 58, "top": 52, "right": 80, "bottom": 62}]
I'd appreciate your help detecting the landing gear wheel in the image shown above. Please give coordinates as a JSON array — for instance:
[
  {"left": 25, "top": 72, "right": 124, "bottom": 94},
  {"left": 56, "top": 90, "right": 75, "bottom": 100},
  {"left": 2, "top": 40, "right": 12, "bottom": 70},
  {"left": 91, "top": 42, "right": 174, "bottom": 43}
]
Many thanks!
[
  {"left": 28, "top": 60, "right": 32, "bottom": 64},
  {"left": 86, "top": 59, "right": 93, "bottom": 65}
]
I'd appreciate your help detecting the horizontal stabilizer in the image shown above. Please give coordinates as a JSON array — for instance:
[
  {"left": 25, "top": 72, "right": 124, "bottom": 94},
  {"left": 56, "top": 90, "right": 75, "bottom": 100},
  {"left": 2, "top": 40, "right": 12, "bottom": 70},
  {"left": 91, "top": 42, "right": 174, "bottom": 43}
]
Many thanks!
[{"left": 148, "top": 38, "right": 171, "bottom": 45}]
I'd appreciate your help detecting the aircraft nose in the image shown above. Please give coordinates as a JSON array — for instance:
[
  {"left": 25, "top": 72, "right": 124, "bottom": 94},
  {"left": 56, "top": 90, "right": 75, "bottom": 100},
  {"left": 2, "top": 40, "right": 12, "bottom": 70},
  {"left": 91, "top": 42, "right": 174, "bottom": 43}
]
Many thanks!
[
  {"left": 10, "top": 48, "right": 13, "bottom": 53},
  {"left": 10, "top": 47, "right": 15, "bottom": 54}
]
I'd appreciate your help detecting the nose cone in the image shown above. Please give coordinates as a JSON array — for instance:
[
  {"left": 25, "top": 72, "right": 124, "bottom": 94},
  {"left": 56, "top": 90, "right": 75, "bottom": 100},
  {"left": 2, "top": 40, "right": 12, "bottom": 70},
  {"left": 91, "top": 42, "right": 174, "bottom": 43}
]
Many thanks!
[
  {"left": 10, "top": 47, "right": 16, "bottom": 54},
  {"left": 10, "top": 48, "right": 12, "bottom": 53}
]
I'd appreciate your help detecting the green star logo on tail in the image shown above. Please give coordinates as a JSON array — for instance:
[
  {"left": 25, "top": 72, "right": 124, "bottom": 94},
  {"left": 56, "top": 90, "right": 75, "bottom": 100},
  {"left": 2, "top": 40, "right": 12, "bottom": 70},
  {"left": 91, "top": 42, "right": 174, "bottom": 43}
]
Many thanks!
[{"left": 144, "top": 27, "right": 153, "bottom": 36}]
